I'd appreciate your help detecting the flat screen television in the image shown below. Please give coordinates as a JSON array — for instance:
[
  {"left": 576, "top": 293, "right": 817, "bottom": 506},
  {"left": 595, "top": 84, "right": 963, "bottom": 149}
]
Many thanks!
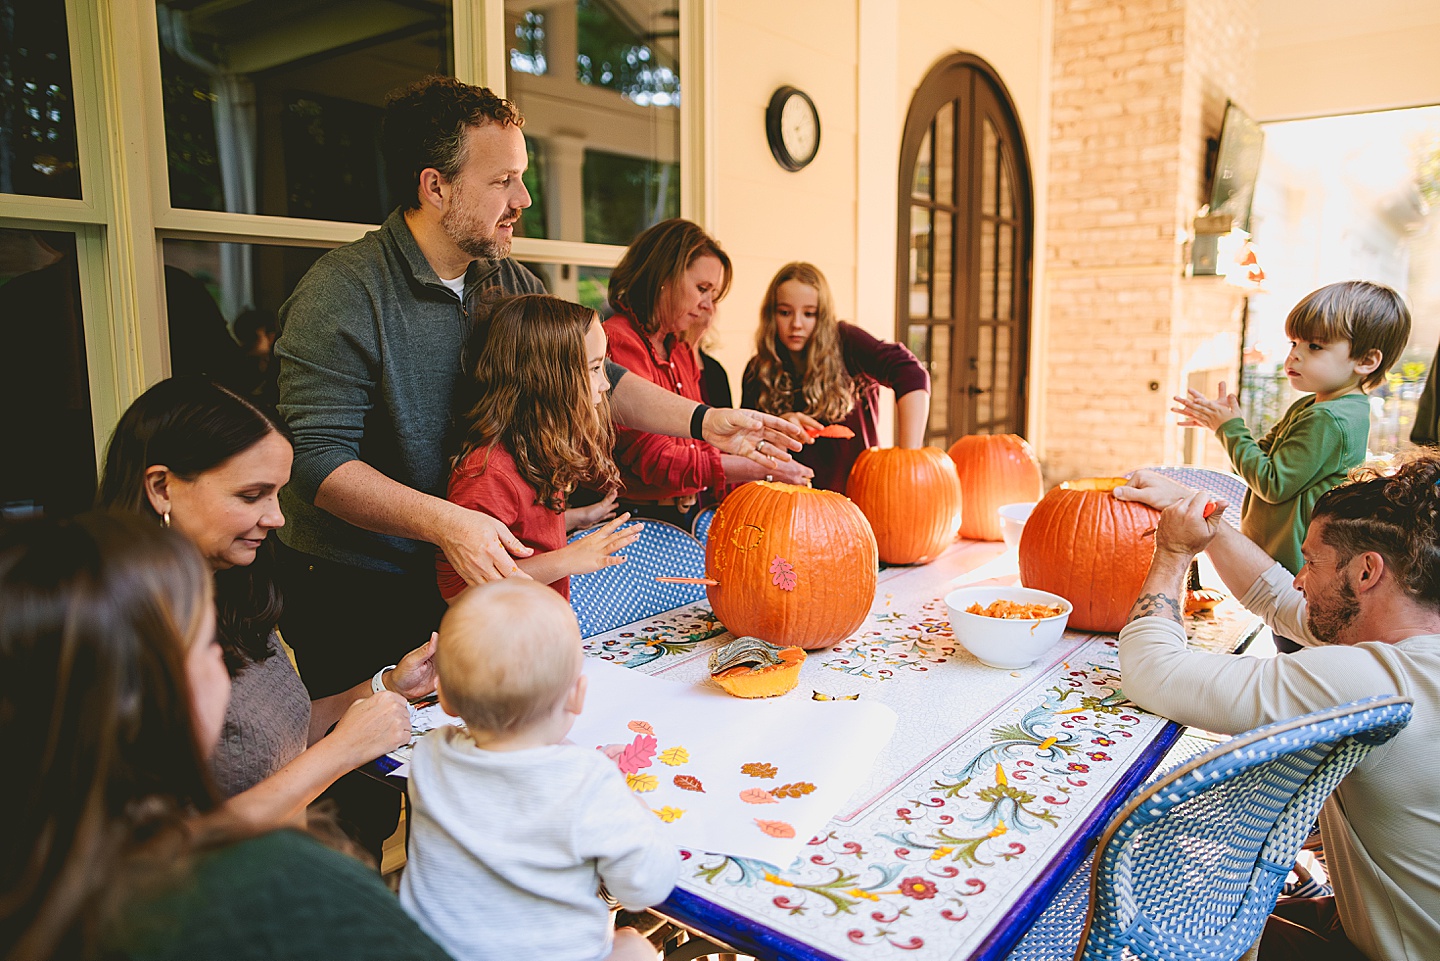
[{"left": 1191, "top": 100, "right": 1265, "bottom": 276}]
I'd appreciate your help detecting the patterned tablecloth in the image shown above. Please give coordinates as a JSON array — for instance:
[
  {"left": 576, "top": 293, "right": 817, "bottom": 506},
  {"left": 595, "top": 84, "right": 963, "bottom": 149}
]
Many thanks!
[{"left": 583, "top": 541, "right": 1262, "bottom": 961}]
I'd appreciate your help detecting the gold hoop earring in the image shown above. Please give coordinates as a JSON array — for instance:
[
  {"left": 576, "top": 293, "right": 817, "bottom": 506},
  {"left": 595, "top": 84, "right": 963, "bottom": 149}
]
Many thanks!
[{"left": 161, "top": 511, "right": 171, "bottom": 529}]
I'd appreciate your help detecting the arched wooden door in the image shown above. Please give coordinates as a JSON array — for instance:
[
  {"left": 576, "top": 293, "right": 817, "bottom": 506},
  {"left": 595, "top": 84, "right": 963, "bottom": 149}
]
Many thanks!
[{"left": 897, "top": 54, "right": 1034, "bottom": 445}]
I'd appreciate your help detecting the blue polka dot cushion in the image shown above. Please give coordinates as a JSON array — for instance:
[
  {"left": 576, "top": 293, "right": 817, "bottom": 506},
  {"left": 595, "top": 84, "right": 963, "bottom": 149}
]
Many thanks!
[{"left": 568, "top": 519, "right": 708, "bottom": 637}]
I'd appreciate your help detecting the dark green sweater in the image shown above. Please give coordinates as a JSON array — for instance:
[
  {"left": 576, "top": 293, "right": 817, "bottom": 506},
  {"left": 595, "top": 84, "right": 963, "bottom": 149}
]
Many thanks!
[
  {"left": 275, "top": 208, "right": 545, "bottom": 573},
  {"left": 116, "top": 830, "right": 452, "bottom": 961}
]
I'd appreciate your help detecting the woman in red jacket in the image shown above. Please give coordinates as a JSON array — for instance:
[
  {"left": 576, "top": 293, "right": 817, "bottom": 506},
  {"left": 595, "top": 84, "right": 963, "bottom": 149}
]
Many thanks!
[{"left": 604, "top": 220, "right": 811, "bottom": 526}]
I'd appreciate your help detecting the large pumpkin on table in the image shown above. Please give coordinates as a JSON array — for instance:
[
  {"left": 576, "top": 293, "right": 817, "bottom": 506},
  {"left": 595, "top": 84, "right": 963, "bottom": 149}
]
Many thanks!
[
  {"left": 706, "top": 481, "right": 878, "bottom": 650},
  {"left": 847, "top": 447, "right": 962, "bottom": 565},
  {"left": 1017, "top": 477, "right": 1160, "bottom": 633},
  {"left": 947, "top": 434, "right": 1044, "bottom": 541}
]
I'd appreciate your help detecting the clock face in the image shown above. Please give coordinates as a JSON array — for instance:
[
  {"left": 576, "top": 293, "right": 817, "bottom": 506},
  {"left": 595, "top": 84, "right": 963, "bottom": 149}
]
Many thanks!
[
  {"left": 780, "top": 94, "right": 818, "bottom": 161},
  {"left": 766, "top": 86, "right": 820, "bottom": 171}
]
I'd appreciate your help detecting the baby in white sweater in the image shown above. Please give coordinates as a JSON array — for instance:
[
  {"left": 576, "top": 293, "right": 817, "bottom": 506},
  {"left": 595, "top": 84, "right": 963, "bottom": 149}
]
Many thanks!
[{"left": 399, "top": 580, "right": 679, "bottom": 961}]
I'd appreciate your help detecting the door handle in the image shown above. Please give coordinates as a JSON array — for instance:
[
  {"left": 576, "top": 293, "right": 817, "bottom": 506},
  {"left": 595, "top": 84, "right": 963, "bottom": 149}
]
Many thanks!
[{"left": 966, "top": 385, "right": 988, "bottom": 396}]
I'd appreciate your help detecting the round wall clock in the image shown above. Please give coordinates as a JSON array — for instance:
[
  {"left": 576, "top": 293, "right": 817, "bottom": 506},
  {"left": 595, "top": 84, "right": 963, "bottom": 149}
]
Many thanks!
[{"left": 766, "top": 86, "right": 820, "bottom": 172}]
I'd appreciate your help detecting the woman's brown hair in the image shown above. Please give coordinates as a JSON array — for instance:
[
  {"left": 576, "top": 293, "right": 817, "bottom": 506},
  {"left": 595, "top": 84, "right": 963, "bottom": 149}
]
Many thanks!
[
  {"left": 607, "top": 218, "right": 733, "bottom": 335},
  {"left": 749, "top": 262, "right": 856, "bottom": 423},
  {"left": 453, "top": 294, "right": 619, "bottom": 511},
  {"left": 1, "top": 512, "right": 216, "bottom": 961}
]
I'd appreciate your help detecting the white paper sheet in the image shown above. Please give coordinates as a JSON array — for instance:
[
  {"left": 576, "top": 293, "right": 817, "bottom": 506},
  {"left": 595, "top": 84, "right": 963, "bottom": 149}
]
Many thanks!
[{"left": 569, "top": 659, "right": 898, "bottom": 866}]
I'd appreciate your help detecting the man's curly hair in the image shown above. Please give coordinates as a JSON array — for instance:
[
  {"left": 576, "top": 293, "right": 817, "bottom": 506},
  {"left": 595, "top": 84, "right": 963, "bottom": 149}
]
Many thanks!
[
  {"left": 382, "top": 76, "right": 523, "bottom": 211},
  {"left": 1312, "top": 450, "right": 1440, "bottom": 609}
]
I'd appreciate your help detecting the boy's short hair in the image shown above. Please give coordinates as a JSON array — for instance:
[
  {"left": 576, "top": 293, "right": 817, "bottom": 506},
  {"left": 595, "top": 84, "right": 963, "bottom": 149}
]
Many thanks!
[
  {"left": 436, "top": 580, "right": 582, "bottom": 734},
  {"left": 382, "top": 76, "right": 524, "bottom": 212},
  {"left": 1284, "top": 281, "right": 1412, "bottom": 391}
]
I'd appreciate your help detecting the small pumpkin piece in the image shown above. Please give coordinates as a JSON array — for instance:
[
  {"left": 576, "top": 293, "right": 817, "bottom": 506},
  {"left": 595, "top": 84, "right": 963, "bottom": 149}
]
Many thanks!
[
  {"left": 709, "top": 635, "right": 806, "bottom": 699},
  {"left": 1185, "top": 588, "right": 1226, "bottom": 615}
]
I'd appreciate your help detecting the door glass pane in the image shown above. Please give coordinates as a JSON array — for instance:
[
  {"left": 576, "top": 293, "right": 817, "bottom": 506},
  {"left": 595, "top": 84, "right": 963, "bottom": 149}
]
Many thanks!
[
  {"left": 906, "top": 323, "right": 929, "bottom": 366},
  {"left": 929, "top": 324, "right": 949, "bottom": 435},
  {"left": 998, "top": 141, "right": 1013, "bottom": 219},
  {"left": 933, "top": 208, "right": 952, "bottom": 317},
  {"left": 934, "top": 102, "right": 954, "bottom": 207},
  {"left": 997, "top": 222, "right": 1013, "bottom": 320},
  {"left": 911, "top": 125, "right": 932, "bottom": 200},
  {"left": 162, "top": 239, "right": 328, "bottom": 402},
  {"left": 156, "top": 0, "right": 454, "bottom": 221},
  {"left": 993, "top": 325, "right": 1011, "bottom": 424},
  {"left": 0, "top": 228, "right": 93, "bottom": 517},
  {"left": 1, "top": 0, "right": 81, "bottom": 199},
  {"left": 909, "top": 205, "right": 931, "bottom": 318},
  {"left": 979, "top": 218, "right": 996, "bottom": 321},
  {"left": 981, "top": 120, "right": 997, "bottom": 217},
  {"left": 507, "top": 0, "right": 680, "bottom": 248},
  {"left": 976, "top": 324, "right": 993, "bottom": 425}
]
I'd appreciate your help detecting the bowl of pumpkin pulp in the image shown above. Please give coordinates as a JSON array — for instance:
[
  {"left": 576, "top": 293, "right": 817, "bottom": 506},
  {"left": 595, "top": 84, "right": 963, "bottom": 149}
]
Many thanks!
[{"left": 943, "top": 586, "right": 1072, "bottom": 669}]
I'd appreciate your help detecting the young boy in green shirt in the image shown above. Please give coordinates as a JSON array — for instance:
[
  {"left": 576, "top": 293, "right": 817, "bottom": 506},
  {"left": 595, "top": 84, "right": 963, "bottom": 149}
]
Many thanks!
[{"left": 1172, "top": 280, "right": 1411, "bottom": 652}]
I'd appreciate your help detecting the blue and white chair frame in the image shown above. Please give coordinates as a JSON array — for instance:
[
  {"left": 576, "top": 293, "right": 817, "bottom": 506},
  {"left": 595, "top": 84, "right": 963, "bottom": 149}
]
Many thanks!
[
  {"left": 1133, "top": 465, "right": 1247, "bottom": 529},
  {"left": 568, "top": 519, "right": 709, "bottom": 638},
  {"left": 1005, "top": 694, "right": 1413, "bottom": 961}
]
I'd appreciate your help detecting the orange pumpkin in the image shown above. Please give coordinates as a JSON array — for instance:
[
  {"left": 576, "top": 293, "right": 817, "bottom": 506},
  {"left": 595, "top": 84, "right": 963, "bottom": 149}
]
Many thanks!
[
  {"left": 847, "top": 447, "right": 962, "bottom": 564},
  {"left": 947, "top": 434, "right": 1044, "bottom": 541},
  {"left": 706, "top": 481, "right": 878, "bottom": 650},
  {"left": 1016, "top": 477, "right": 1160, "bottom": 633}
]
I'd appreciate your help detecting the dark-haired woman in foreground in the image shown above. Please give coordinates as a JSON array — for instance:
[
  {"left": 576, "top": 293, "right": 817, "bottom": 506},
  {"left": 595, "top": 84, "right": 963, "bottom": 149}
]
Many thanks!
[{"left": 0, "top": 512, "right": 451, "bottom": 961}]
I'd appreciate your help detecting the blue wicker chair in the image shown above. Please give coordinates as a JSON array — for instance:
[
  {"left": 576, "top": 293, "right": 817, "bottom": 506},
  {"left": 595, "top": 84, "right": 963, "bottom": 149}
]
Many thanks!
[
  {"left": 568, "top": 519, "right": 708, "bottom": 638},
  {"left": 1134, "top": 465, "right": 1247, "bottom": 529},
  {"left": 691, "top": 504, "right": 718, "bottom": 546},
  {"left": 1004, "top": 694, "right": 1413, "bottom": 961}
]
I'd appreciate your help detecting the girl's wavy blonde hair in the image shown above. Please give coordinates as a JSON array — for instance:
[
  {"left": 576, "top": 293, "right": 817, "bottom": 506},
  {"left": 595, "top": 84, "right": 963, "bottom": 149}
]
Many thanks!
[
  {"left": 453, "top": 294, "right": 618, "bottom": 511},
  {"left": 750, "top": 262, "right": 855, "bottom": 423}
]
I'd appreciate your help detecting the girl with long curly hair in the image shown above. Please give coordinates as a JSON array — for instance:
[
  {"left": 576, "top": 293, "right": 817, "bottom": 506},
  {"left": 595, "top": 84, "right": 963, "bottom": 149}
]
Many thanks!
[
  {"left": 440, "top": 294, "right": 640, "bottom": 600},
  {"left": 742, "top": 262, "right": 932, "bottom": 493}
]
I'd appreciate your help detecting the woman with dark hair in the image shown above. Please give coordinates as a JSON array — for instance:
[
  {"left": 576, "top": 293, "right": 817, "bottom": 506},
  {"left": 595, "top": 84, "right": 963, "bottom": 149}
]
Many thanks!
[
  {"left": 96, "top": 377, "right": 435, "bottom": 842},
  {"left": 743, "top": 262, "right": 930, "bottom": 494},
  {"left": 604, "top": 219, "right": 810, "bottom": 526},
  {"left": 0, "top": 512, "right": 451, "bottom": 961}
]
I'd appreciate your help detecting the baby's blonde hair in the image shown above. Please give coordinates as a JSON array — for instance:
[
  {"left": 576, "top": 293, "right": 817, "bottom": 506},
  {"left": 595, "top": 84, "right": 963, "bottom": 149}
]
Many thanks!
[
  {"left": 1284, "top": 281, "right": 1411, "bottom": 391},
  {"left": 436, "top": 580, "right": 583, "bottom": 734}
]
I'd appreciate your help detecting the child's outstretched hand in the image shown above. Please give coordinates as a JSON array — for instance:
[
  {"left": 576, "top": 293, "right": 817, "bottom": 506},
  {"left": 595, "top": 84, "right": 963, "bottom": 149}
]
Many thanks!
[
  {"left": 1172, "top": 381, "right": 1242, "bottom": 431},
  {"left": 564, "top": 513, "right": 643, "bottom": 576},
  {"left": 565, "top": 490, "right": 620, "bottom": 531}
]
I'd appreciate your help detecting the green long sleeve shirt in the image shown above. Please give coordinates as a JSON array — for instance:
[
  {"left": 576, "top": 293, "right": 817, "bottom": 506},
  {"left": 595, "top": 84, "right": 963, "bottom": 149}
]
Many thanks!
[{"left": 1217, "top": 392, "right": 1370, "bottom": 575}]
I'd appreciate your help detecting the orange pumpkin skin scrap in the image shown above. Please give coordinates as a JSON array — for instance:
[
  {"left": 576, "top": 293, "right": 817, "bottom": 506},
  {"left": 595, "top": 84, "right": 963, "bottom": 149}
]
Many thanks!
[
  {"left": 847, "top": 447, "right": 962, "bottom": 565},
  {"left": 947, "top": 434, "right": 1044, "bottom": 542},
  {"left": 712, "top": 646, "right": 807, "bottom": 698},
  {"left": 1017, "top": 477, "right": 1160, "bottom": 633},
  {"left": 705, "top": 481, "right": 878, "bottom": 650}
]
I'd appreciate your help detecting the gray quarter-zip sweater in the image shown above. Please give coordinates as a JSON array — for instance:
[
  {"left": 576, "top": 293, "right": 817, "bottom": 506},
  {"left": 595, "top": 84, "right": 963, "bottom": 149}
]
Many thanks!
[{"left": 275, "top": 208, "right": 549, "bottom": 573}]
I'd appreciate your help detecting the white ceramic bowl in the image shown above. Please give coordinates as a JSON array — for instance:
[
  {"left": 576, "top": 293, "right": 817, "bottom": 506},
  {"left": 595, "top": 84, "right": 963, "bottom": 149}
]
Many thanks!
[
  {"left": 944, "top": 586, "right": 1072, "bottom": 670},
  {"left": 997, "top": 502, "right": 1037, "bottom": 551}
]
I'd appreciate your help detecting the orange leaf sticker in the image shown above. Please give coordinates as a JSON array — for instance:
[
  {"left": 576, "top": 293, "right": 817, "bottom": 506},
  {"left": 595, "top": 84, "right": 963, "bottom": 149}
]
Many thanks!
[
  {"left": 654, "top": 806, "right": 685, "bottom": 822},
  {"left": 740, "top": 788, "right": 778, "bottom": 805},
  {"left": 627, "top": 720, "right": 654, "bottom": 736},
  {"left": 673, "top": 774, "right": 705, "bottom": 793},
  {"left": 626, "top": 773, "right": 658, "bottom": 792},
  {"left": 770, "top": 782, "right": 816, "bottom": 799},
  {"left": 770, "top": 555, "right": 797, "bottom": 591},
  {"left": 741, "top": 762, "right": 778, "bottom": 779},
  {"left": 755, "top": 818, "right": 796, "bottom": 838}
]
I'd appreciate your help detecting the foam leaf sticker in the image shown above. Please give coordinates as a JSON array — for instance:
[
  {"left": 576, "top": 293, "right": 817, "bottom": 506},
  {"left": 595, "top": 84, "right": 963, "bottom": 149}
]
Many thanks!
[
  {"left": 627, "top": 720, "right": 655, "bottom": 736},
  {"left": 616, "top": 734, "right": 657, "bottom": 774},
  {"left": 654, "top": 806, "right": 685, "bottom": 822},
  {"left": 770, "top": 782, "right": 816, "bottom": 799},
  {"left": 658, "top": 746, "right": 690, "bottom": 766},
  {"left": 769, "top": 555, "right": 797, "bottom": 592},
  {"left": 741, "top": 762, "right": 778, "bottom": 779},
  {"left": 626, "top": 773, "right": 658, "bottom": 792},
  {"left": 755, "top": 818, "right": 796, "bottom": 838},
  {"left": 740, "top": 788, "right": 778, "bottom": 805},
  {"left": 673, "top": 775, "right": 705, "bottom": 793}
]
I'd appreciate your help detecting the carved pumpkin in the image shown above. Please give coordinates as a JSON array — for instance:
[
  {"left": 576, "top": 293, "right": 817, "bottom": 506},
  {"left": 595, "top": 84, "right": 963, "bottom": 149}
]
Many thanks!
[
  {"left": 947, "top": 434, "right": 1044, "bottom": 541},
  {"left": 847, "top": 447, "right": 962, "bottom": 564},
  {"left": 1017, "top": 477, "right": 1160, "bottom": 633},
  {"left": 706, "top": 481, "right": 878, "bottom": 650}
]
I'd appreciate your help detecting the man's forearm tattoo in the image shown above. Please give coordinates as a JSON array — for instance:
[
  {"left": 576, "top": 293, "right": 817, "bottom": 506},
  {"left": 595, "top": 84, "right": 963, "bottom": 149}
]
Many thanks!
[{"left": 1128, "top": 592, "right": 1183, "bottom": 625}]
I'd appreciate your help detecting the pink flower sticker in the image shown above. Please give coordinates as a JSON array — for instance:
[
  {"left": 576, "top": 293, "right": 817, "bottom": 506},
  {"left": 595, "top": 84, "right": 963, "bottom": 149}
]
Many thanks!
[{"left": 769, "top": 555, "right": 797, "bottom": 591}]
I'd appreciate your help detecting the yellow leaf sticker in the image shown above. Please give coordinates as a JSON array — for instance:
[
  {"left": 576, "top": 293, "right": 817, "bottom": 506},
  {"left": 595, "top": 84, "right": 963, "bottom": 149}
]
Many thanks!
[
  {"left": 626, "top": 773, "right": 658, "bottom": 792},
  {"left": 658, "top": 746, "right": 690, "bottom": 766},
  {"left": 654, "top": 806, "right": 686, "bottom": 822}
]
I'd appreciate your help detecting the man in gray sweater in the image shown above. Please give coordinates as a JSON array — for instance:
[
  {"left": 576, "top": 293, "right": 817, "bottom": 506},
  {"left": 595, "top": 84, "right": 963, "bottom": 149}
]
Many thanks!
[{"left": 1115, "top": 455, "right": 1440, "bottom": 960}]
